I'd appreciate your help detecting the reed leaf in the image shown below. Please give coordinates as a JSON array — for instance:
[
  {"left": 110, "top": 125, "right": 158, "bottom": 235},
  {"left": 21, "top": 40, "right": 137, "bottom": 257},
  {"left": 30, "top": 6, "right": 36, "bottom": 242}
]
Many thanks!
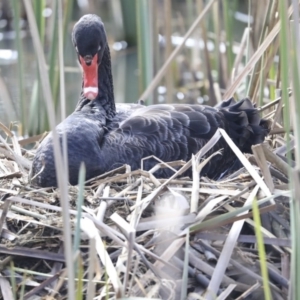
[
  {"left": 11, "top": 0, "right": 26, "bottom": 135},
  {"left": 19, "top": 272, "right": 27, "bottom": 300},
  {"left": 33, "top": 0, "right": 46, "bottom": 42},
  {"left": 34, "top": 0, "right": 47, "bottom": 132},
  {"left": 279, "top": 1, "right": 298, "bottom": 299},
  {"left": 180, "top": 231, "right": 189, "bottom": 300},
  {"left": 258, "top": 53, "right": 265, "bottom": 106},
  {"left": 212, "top": 1, "right": 222, "bottom": 86},
  {"left": 28, "top": 80, "right": 39, "bottom": 134},
  {"left": 198, "top": 0, "right": 216, "bottom": 105},
  {"left": 164, "top": 0, "right": 173, "bottom": 103},
  {"left": 74, "top": 163, "right": 86, "bottom": 255},
  {"left": 290, "top": 1, "right": 300, "bottom": 299},
  {"left": 0, "top": 74, "right": 16, "bottom": 125},
  {"left": 247, "top": 0, "right": 274, "bottom": 98},
  {"left": 48, "top": 0, "right": 59, "bottom": 109},
  {"left": 290, "top": 19, "right": 300, "bottom": 165},
  {"left": 223, "top": 0, "right": 235, "bottom": 77},
  {"left": 63, "top": 0, "right": 75, "bottom": 47},
  {"left": 252, "top": 197, "right": 272, "bottom": 300},
  {"left": 136, "top": 0, "right": 153, "bottom": 103},
  {"left": 9, "top": 262, "right": 17, "bottom": 300},
  {"left": 269, "top": 53, "right": 276, "bottom": 100},
  {"left": 23, "top": 1, "right": 75, "bottom": 298},
  {"left": 76, "top": 256, "right": 84, "bottom": 300}
]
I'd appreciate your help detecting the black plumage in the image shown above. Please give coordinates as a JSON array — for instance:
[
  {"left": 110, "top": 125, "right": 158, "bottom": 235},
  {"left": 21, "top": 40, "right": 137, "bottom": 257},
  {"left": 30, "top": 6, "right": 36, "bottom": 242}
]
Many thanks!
[{"left": 30, "top": 14, "right": 270, "bottom": 187}]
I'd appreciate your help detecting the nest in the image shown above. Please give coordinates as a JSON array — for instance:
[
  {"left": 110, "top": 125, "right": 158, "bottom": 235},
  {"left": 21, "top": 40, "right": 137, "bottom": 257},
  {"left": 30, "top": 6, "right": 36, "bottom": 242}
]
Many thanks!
[{"left": 0, "top": 110, "right": 292, "bottom": 299}]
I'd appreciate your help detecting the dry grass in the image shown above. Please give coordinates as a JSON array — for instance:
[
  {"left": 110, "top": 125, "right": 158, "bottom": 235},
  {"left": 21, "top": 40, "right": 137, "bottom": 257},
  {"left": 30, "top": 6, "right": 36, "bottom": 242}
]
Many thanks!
[{"left": 0, "top": 110, "right": 292, "bottom": 298}]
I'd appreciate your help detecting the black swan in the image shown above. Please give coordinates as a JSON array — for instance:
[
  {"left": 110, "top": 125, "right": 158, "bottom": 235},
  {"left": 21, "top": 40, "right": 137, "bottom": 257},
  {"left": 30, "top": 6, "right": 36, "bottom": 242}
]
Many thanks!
[{"left": 30, "top": 14, "right": 269, "bottom": 187}]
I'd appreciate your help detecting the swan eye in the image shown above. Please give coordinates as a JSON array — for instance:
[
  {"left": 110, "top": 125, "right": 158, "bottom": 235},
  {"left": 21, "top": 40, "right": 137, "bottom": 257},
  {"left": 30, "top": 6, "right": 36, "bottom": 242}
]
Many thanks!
[
  {"left": 98, "top": 46, "right": 101, "bottom": 51},
  {"left": 75, "top": 46, "right": 78, "bottom": 53}
]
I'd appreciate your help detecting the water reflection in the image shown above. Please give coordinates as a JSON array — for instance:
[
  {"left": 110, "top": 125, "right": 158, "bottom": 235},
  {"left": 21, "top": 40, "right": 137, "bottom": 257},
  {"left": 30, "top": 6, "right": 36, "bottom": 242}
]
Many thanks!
[{"left": 0, "top": 49, "right": 17, "bottom": 62}]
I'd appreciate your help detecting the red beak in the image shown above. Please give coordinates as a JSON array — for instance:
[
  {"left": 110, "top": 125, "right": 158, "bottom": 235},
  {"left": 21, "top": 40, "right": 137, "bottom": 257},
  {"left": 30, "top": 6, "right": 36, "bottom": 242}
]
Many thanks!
[{"left": 80, "top": 55, "right": 98, "bottom": 100}]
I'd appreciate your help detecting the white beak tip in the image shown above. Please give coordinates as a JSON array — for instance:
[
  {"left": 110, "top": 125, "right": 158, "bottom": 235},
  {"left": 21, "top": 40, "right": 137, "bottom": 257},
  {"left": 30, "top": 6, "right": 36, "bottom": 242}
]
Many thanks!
[{"left": 83, "top": 87, "right": 98, "bottom": 100}]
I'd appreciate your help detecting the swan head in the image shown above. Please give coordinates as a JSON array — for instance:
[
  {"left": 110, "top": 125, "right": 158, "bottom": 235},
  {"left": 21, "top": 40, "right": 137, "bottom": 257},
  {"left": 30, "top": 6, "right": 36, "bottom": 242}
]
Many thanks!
[{"left": 72, "top": 14, "right": 107, "bottom": 101}]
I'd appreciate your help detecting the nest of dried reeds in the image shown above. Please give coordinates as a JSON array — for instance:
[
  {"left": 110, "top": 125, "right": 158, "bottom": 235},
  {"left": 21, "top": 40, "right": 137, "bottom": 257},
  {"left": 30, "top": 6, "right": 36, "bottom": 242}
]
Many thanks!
[{"left": 0, "top": 96, "right": 291, "bottom": 299}]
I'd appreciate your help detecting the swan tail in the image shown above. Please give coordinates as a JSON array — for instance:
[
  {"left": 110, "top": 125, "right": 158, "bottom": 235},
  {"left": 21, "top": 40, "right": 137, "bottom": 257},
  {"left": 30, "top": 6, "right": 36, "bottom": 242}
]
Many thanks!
[{"left": 217, "top": 97, "right": 270, "bottom": 153}]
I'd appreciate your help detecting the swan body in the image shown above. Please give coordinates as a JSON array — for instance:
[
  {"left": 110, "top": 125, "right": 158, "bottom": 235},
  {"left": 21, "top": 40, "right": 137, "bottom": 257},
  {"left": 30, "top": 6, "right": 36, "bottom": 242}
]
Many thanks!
[{"left": 31, "top": 15, "right": 269, "bottom": 187}]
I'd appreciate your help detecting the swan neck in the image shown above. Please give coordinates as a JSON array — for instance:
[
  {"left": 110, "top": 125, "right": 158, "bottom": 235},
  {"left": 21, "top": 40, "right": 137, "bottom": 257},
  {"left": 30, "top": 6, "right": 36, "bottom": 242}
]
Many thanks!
[
  {"left": 77, "top": 44, "right": 116, "bottom": 118},
  {"left": 98, "top": 44, "right": 116, "bottom": 118}
]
